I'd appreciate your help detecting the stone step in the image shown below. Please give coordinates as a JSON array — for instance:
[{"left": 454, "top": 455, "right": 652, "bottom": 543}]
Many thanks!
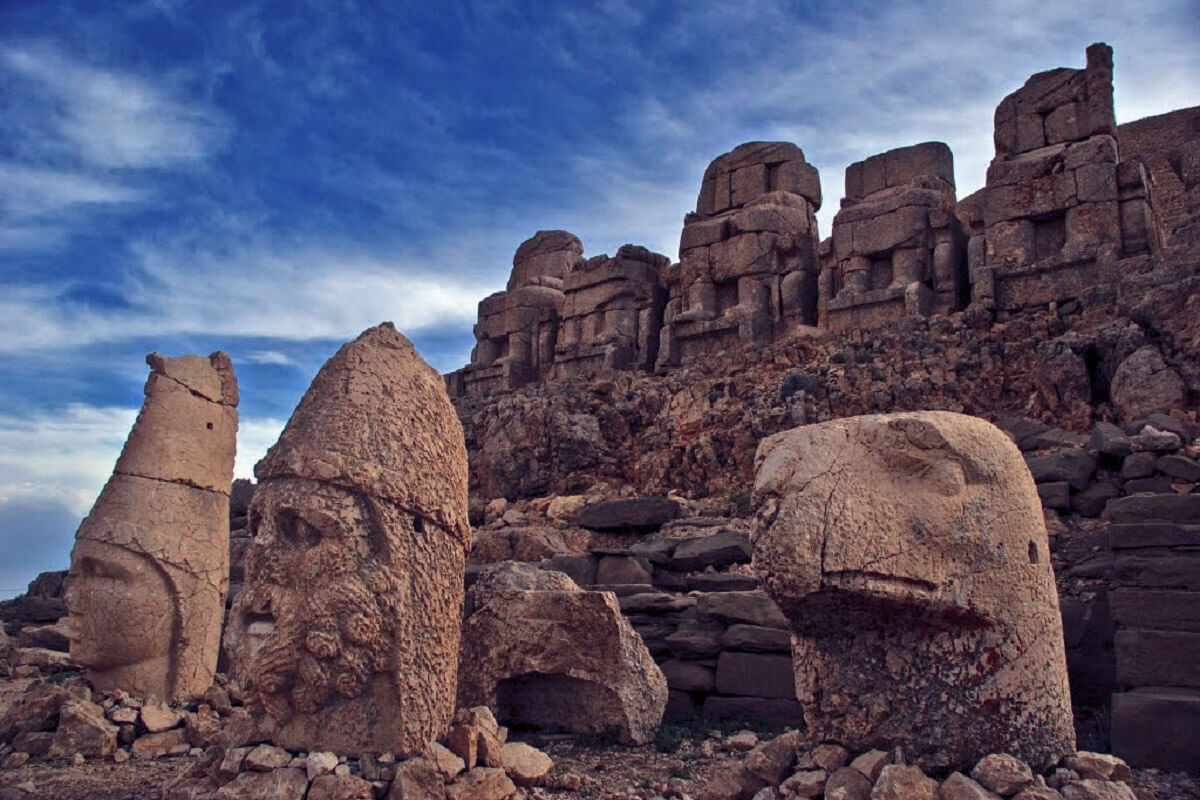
[
  {"left": 1115, "top": 629, "right": 1200, "bottom": 687},
  {"left": 1107, "top": 493, "right": 1200, "bottom": 524},
  {"left": 1111, "top": 589, "right": 1200, "bottom": 632},
  {"left": 1110, "top": 522, "right": 1200, "bottom": 549},
  {"left": 1114, "top": 551, "right": 1200, "bottom": 590},
  {"left": 1112, "top": 687, "right": 1200, "bottom": 772}
]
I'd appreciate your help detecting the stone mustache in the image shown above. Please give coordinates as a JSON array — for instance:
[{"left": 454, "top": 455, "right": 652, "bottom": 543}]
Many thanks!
[
  {"left": 225, "top": 323, "right": 471, "bottom": 756},
  {"left": 65, "top": 352, "right": 239, "bottom": 705}
]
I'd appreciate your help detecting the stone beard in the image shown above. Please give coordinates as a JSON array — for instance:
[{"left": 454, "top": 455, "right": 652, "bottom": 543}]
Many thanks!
[
  {"left": 229, "top": 477, "right": 465, "bottom": 755},
  {"left": 752, "top": 411, "right": 1075, "bottom": 771}
]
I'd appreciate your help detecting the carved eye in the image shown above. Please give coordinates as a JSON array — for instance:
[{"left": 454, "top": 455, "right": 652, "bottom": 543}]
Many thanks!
[
  {"left": 926, "top": 460, "right": 966, "bottom": 496},
  {"left": 78, "top": 556, "right": 127, "bottom": 581},
  {"left": 279, "top": 513, "right": 320, "bottom": 548}
]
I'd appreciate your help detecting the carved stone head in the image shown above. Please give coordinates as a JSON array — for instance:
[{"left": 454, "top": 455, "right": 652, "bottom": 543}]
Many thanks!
[
  {"left": 225, "top": 323, "right": 470, "bottom": 756},
  {"left": 752, "top": 411, "right": 1074, "bottom": 770},
  {"left": 65, "top": 352, "right": 237, "bottom": 704}
]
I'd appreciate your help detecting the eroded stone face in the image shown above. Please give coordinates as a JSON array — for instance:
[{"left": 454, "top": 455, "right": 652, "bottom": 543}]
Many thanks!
[
  {"left": 64, "top": 351, "right": 237, "bottom": 704},
  {"left": 752, "top": 411, "right": 1074, "bottom": 771},
  {"left": 225, "top": 323, "right": 470, "bottom": 756}
]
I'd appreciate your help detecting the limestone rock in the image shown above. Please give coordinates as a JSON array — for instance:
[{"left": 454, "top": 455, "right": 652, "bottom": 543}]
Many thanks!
[
  {"left": 65, "top": 351, "right": 237, "bottom": 704},
  {"left": 849, "top": 750, "right": 892, "bottom": 782},
  {"left": 130, "top": 729, "right": 189, "bottom": 758},
  {"left": 753, "top": 412, "right": 1075, "bottom": 771},
  {"left": 0, "top": 682, "right": 68, "bottom": 743},
  {"left": 244, "top": 743, "right": 292, "bottom": 771},
  {"left": 1060, "top": 781, "right": 1136, "bottom": 800},
  {"left": 141, "top": 701, "right": 183, "bottom": 733},
  {"left": 457, "top": 561, "right": 667, "bottom": 745},
  {"left": 942, "top": 772, "right": 1003, "bottom": 800},
  {"left": 423, "top": 741, "right": 465, "bottom": 780},
  {"left": 445, "top": 767, "right": 516, "bottom": 800},
  {"left": 1062, "top": 753, "right": 1132, "bottom": 783},
  {"left": 971, "top": 754, "right": 1034, "bottom": 796},
  {"left": 577, "top": 496, "right": 680, "bottom": 529},
  {"left": 743, "top": 730, "right": 804, "bottom": 786},
  {"left": 389, "top": 756, "right": 446, "bottom": 800},
  {"left": 48, "top": 699, "right": 116, "bottom": 759},
  {"left": 779, "top": 769, "right": 826, "bottom": 798},
  {"left": 306, "top": 751, "right": 339, "bottom": 781},
  {"left": 1110, "top": 346, "right": 1186, "bottom": 423},
  {"left": 872, "top": 764, "right": 938, "bottom": 800},
  {"left": 308, "top": 774, "right": 375, "bottom": 800},
  {"left": 225, "top": 324, "right": 469, "bottom": 756},
  {"left": 215, "top": 768, "right": 308, "bottom": 800},
  {"left": 824, "top": 767, "right": 872, "bottom": 800},
  {"left": 499, "top": 742, "right": 552, "bottom": 786}
]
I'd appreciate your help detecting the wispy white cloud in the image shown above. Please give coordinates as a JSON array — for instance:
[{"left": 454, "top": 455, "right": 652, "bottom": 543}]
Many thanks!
[
  {"left": 2, "top": 44, "right": 230, "bottom": 169},
  {"left": 0, "top": 162, "right": 145, "bottom": 218},
  {"left": 235, "top": 416, "right": 287, "bottom": 481},
  {"left": 245, "top": 350, "right": 298, "bottom": 366}
]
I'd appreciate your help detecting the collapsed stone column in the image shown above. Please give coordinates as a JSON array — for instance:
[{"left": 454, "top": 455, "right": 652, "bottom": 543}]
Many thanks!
[
  {"left": 751, "top": 411, "right": 1074, "bottom": 771},
  {"left": 821, "top": 142, "right": 965, "bottom": 330},
  {"left": 659, "top": 142, "right": 821, "bottom": 367},
  {"left": 64, "top": 352, "right": 238, "bottom": 704},
  {"left": 225, "top": 323, "right": 471, "bottom": 756}
]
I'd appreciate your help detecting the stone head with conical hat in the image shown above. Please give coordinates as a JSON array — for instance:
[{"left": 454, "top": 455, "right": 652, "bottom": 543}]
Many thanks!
[{"left": 225, "top": 323, "right": 470, "bottom": 756}]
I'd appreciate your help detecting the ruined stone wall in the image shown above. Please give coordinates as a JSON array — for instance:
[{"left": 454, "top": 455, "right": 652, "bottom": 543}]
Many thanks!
[{"left": 1118, "top": 106, "right": 1200, "bottom": 246}]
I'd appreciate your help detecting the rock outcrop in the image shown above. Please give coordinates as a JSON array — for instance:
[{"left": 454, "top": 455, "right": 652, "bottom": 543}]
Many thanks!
[
  {"left": 65, "top": 351, "right": 238, "bottom": 704},
  {"left": 225, "top": 323, "right": 470, "bottom": 756},
  {"left": 457, "top": 562, "right": 667, "bottom": 745},
  {"left": 752, "top": 411, "right": 1075, "bottom": 770}
]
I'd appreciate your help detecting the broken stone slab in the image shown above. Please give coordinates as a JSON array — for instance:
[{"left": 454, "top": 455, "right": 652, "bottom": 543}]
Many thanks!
[
  {"left": 499, "top": 742, "right": 552, "bottom": 786},
  {"left": 941, "top": 772, "right": 1002, "bottom": 800},
  {"left": 457, "top": 561, "right": 667, "bottom": 745},
  {"left": 1088, "top": 422, "right": 1132, "bottom": 458},
  {"left": 714, "top": 652, "right": 795, "bottom": 699},
  {"left": 215, "top": 767, "right": 308, "bottom": 800},
  {"left": 577, "top": 497, "right": 681, "bottom": 530},
  {"left": 669, "top": 531, "right": 753, "bottom": 571},
  {"left": 696, "top": 591, "right": 788, "bottom": 628},
  {"left": 1111, "top": 687, "right": 1200, "bottom": 772},
  {"left": 971, "top": 753, "right": 1034, "bottom": 796},
  {"left": 130, "top": 728, "right": 189, "bottom": 759},
  {"left": 47, "top": 699, "right": 116, "bottom": 759},
  {"left": 444, "top": 767, "right": 516, "bottom": 800},
  {"left": 1025, "top": 448, "right": 1097, "bottom": 490},
  {"left": 874, "top": 764, "right": 939, "bottom": 800},
  {"left": 388, "top": 756, "right": 445, "bottom": 800},
  {"left": 822, "top": 766, "right": 872, "bottom": 800},
  {"left": 307, "top": 774, "right": 375, "bottom": 800}
]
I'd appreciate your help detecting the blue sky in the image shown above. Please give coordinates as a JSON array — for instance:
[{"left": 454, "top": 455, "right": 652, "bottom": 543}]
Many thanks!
[{"left": 1, "top": 0, "right": 1197, "bottom": 598}]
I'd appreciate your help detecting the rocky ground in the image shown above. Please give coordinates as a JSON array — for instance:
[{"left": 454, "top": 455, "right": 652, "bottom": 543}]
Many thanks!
[{"left": 4, "top": 714, "right": 1200, "bottom": 800}]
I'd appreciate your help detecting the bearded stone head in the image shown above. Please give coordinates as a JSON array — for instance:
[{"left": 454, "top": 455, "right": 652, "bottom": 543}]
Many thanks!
[
  {"left": 225, "top": 324, "right": 470, "bottom": 756},
  {"left": 752, "top": 411, "right": 1074, "bottom": 771}
]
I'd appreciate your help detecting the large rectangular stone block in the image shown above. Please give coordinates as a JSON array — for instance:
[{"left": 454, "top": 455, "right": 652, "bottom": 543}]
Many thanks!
[
  {"left": 852, "top": 205, "right": 927, "bottom": 254},
  {"left": 1115, "top": 629, "right": 1200, "bottom": 687},
  {"left": 1112, "top": 688, "right": 1200, "bottom": 772},
  {"left": 701, "top": 696, "right": 804, "bottom": 726},
  {"left": 730, "top": 164, "right": 768, "bottom": 208},
  {"left": 1075, "top": 162, "right": 1118, "bottom": 203},
  {"left": 1108, "top": 494, "right": 1200, "bottom": 524},
  {"left": 983, "top": 172, "right": 1077, "bottom": 226},
  {"left": 771, "top": 160, "right": 821, "bottom": 207},
  {"left": 714, "top": 652, "right": 796, "bottom": 699},
  {"left": 1109, "top": 522, "right": 1200, "bottom": 549},
  {"left": 1114, "top": 552, "right": 1200, "bottom": 591},
  {"left": 1111, "top": 589, "right": 1200, "bottom": 632}
]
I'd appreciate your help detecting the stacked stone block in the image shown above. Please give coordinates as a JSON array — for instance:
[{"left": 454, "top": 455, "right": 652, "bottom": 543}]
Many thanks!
[
  {"left": 551, "top": 245, "right": 669, "bottom": 379},
  {"left": 658, "top": 142, "right": 822, "bottom": 368},
  {"left": 971, "top": 43, "right": 1157, "bottom": 314},
  {"left": 822, "top": 142, "right": 965, "bottom": 331},
  {"left": 1108, "top": 494, "right": 1200, "bottom": 772}
]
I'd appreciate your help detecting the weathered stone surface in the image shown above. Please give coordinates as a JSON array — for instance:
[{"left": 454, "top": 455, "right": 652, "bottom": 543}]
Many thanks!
[
  {"left": 65, "top": 351, "right": 236, "bottom": 704},
  {"left": 753, "top": 412, "right": 1074, "bottom": 770},
  {"left": 457, "top": 562, "right": 667, "bottom": 745},
  {"left": 1111, "top": 687, "right": 1200, "bottom": 772},
  {"left": 1025, "top": 449, "right": 1097, "bottom": 490},
  {"left": 661, "top": 660, "right": 716, "bottom": 692},
  {"left": 700, "top": 696, "right": 804, "bottom": 726},
  {"left": 307, "top": 751, "right": 340, "bottom": 781},
  {"left": 1088, "top": 422, "right": 1132, "bottom": 458},
  {"left": 141, "top": 701, "right": 182, "bottom": 733},
  {"left": 48, "top": 699, "right": 116, "bottom": 759},
  {"left": 669, "top": 531, "right": 752, "bottom": 571},
  {"left": 1110, "top": 346, "right": 1186, "bottom": 423},
  {"left": 308, "top": 774, "right": 375, "bottom": 800},
  {"left": 1060, "top": 780, "right": 1135, "bottom": 800},
  {"left": 245, "top": 743, "right": 291, "bottom": 771},
  {"left": 971, "top": 754, "right": 1034, "bottom": 796},
  {"left": 225, "top": 324, "right": 469, "bottom": 756},
  {"left": 389, "top": 757, "right": 446, "bottom": 800},
  {"left": 696, "top": 591, "right": 788, "bottom": 628},
  {"left": 445, "top": 767, "right": 516, "bottom": 800},
  {"left": 499, "top": 742, "right": 552, "bottom": 786},
  {"left": 215, "top": 768, "right": 308, "bottom": 800},
  {"left": 424, "top": 741, "right": 465, "bottom": 781},
  {"left": 0, "top": 682, "right": 68, "bottom": 743},
  {"left": 577, "top": 497, "right": 680, "bottom": 529},
  {"left": 130, "top": 728, "right": 189, "bottom": 758},
  {"left": 873, "top": 764, "right": 938, "bottom": 800},
  {"left": 1115, "top": 629, "right": 1200, "bottom": 685},
  {"left": 848, "top": 749, "right": 892, "bottom": 782},
  {"left": 941, "top": 772, "right": 1002, "bottom": 800},
  {"left": 714, "top": 652, "right": 795, "bottom": 699},
  {"left": 824, "top": 767, "right": 872, "bottom": 800},
  {"left": 721, "top": 624, "right": 792, "bottom": 653},
  {"left": 780, "top": 769, "right": 826, "bottom": 798},
  {"left": 1107, "top": 493, "right": 1200, "bottom": 524},
  {"left": 1062, "top": 753, "right": 1131, "bottom": 783}
]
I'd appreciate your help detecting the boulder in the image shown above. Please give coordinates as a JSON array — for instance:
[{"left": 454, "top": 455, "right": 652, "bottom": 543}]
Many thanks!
[
  {"left": 388, "top": 757, "right": 446, "bottom": 800},
  {"left": 971, "top": 754, "right": 1034, "bottom": 796},
  {"left": 445, "top": 767, "right": 516, "bottom": 800},
  {"left": 457, "top": 562, "right": 667, "bottom": 745},
  {"left": 47, "top": 699, "right": 116, "bottom": 759},
  {"left": 824, "top": 767, "right": 872, "bottom": 800},
  {"left": 872, "top": 765, "right": 938, "bottom": 800},
  {"left": 499, "top": 742, "right": 552, "bottom": 786},
  {"left": 215, "top": 768, "right": 308, "bottom": 800},
  {"left": 308, "top": 774, "right": 375, "bottom": 800},
  {"left": 1110, "top": 346, "right": 1186, "bottom": 423}
]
